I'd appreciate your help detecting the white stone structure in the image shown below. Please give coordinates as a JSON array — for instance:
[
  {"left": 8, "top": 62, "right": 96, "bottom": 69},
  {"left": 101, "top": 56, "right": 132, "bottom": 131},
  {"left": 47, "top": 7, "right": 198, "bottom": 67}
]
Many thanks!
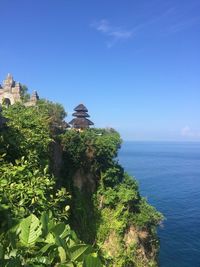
[
  {"left": 0, "top": 74, "right": 21, "bottom": 105},
  {"left": 0, "top": 74, "right": 39, "bottom": 106}
]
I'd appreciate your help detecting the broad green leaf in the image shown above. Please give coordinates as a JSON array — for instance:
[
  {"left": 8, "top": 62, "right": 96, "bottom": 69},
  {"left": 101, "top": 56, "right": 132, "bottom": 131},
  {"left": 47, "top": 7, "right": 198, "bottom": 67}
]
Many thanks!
[
  {"left": 7, "top": 249, "right": 18, "bottom": 258},
  {"left": 19, "top": 214, "right": 42, "bottom": 246},
  {"left": 58, "top": 246, "right": 66, "bottom": 263},
  {"left": 0, "top": 244, "right": 4, "bottom": 259},
  {"left": 51, "top": 223, "right": 65, "bottom": 237},
  {"left": 57, "top": 263, "right": 74, "bottom": 267},
  {"left": 0, "top": 178, "right": 7, "bottom": 185},
  {"left": 40, "top": 243, "right": 54, "bottom": 253},
  {"left": 45, "top": 233, "right": 55, "bottom": 244},
  {"left": 60, "top": 225, "right": 71, "bottom": 239},
  {"left": 70, "top": 244, "right": 92, "bottom": 262},
  {"left": 27, "top": 256, "right": 51, "bottom": 265},
  {"left": 55, "top": 236, "right": 66, "bottom": 248},
  {"left": 40, "top": 212, "right": 49, "bottom": 236},
  {"left": 83, "top": 253, "right": 103, "bottom": 267}
]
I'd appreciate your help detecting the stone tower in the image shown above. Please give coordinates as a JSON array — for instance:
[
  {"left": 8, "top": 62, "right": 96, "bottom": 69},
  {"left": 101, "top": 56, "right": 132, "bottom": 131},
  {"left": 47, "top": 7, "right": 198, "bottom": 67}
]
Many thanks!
[
  {"left": 25, "top": 90, "right": 39, "bottom": 107},
  {"left": 0, "top": 74, "right": 21, "bottom": 105}
]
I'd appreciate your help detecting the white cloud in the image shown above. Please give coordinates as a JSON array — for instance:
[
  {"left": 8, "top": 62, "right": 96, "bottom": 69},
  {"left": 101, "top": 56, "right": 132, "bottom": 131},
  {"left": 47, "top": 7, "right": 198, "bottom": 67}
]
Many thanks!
[
  {"left": 91, "top": 19, "right": 133, "bottom": 47},
  {"left": 168, "top": 17, "right": 200, "bottom": 33},
  {"left": 181, "top": 126, "right": 200, "bottom": 138},
  {"left": 95, "top": 19, "right": 110, "bottom": 33}
]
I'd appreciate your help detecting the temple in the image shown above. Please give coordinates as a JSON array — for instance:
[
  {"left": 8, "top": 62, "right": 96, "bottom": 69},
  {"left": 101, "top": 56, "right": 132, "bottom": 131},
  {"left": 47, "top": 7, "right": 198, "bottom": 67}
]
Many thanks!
[
  {"left": 0, "top": 74, "right": 21, "bottom": 105},
  {"left": 69, "top": 104, "right": 94, "bottom": 130},
  {"left": 25, "top": 90, "right": 39, "bottom": 107},
  {"left": 0, "top": 74, "right": 39, "bottom": 106}
]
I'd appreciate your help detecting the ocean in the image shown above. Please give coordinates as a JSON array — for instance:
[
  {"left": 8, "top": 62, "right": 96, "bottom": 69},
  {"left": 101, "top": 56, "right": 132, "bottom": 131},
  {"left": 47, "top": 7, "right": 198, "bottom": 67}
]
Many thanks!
[{"left": 118, "top": 141, "right": 200, "bottom": 267}]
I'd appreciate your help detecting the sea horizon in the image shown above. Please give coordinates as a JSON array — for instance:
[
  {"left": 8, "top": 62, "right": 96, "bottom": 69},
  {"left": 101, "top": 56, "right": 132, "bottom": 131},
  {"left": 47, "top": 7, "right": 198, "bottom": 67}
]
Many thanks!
[
  {"left": 118, "top": 141, "right": 200, "bottom": 267},
  {"left": 122, "top": 140, "right": 200, "bottom": 143}
]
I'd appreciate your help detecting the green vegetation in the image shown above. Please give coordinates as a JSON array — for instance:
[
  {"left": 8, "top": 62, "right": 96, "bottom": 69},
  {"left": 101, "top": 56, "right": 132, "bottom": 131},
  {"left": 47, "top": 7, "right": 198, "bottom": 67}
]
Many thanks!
[
  {"left": 20, "top": 85, "right": 30, "bottom": 102},
  {"left": 61, "top": 129, "right": 163, "bottom": 266},
  {"left": 0, "top": 212, "right": 101, "bottom": 267},
  {"left": 0, "top": 102, "right": 163, "bottom": 267}
]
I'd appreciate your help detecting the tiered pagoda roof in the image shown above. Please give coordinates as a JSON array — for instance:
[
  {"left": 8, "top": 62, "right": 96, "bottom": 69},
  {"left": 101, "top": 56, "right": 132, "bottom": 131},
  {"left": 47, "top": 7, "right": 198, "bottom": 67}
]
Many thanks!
[{"left": 69, "top": 104, "right": 94, "bottom": 129}]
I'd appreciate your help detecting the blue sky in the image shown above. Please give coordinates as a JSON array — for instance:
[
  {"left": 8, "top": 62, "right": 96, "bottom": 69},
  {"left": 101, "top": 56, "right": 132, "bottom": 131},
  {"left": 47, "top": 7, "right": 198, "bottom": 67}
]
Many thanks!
[{"left": 0, "top": 0, "right": 200, "bottom": 141}]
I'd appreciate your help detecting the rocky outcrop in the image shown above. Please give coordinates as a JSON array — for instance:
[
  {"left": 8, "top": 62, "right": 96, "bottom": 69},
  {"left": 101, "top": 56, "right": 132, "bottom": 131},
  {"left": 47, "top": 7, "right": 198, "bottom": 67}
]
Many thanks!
[
  {"left": 72, "top": 168, "right": 97, "bottom": 192},
  {"left": 124, "top": 226, "right": 158, "bottom": 267},
  {"left": 101, "top": 226, "right": 159, "bottom": 267}
]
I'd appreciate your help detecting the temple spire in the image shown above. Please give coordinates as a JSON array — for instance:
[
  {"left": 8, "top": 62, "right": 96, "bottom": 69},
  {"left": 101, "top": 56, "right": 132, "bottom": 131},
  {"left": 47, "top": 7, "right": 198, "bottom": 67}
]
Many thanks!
[
  {"left": 69, "top": 104, "right": 94, "bottom": 130},
  {"left": 30, "top": 90, "right": 39, "bottom": 101}
]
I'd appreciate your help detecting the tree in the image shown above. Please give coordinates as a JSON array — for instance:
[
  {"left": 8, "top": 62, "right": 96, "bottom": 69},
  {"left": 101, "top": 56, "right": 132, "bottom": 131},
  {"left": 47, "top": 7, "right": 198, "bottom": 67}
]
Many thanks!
[{"left": 20, "top": 84, "right": 30, "bottom": 102}]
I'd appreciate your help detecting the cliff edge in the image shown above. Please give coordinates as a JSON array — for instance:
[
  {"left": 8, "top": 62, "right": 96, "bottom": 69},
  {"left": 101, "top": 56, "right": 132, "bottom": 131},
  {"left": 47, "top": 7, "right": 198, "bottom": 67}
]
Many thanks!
[{"left": 0, "top": 101, "right": 163, "bottom": 267}]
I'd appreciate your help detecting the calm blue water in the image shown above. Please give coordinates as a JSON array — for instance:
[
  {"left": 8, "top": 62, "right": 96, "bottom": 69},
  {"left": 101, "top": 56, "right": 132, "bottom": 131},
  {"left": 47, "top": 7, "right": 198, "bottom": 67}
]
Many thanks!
[{"left": 118, "top": 142, "right": 200, "bottom": 267}]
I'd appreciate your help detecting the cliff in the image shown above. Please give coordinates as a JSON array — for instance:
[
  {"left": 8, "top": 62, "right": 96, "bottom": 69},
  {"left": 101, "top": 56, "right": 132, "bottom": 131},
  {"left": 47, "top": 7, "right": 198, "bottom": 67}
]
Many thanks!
[{"left": 0, "top": 101, "right": 163, "bottom": 267}]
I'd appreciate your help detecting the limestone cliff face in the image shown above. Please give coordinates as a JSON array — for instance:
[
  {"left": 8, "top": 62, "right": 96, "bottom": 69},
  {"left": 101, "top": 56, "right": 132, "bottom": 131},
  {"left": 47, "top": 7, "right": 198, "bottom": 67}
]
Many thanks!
[
  {"left": 72, "top": 169, "right": 97, "bottom": 192},
  {"left": 67, "top": 167, "right": 160, "bottom": 267},
  {"left": 102, "top": 226, "right": 159, "bottom": 267},
  {"left": 50, "top": 141, "right": 63, "bottom": 178},
  {"left": 59, "top": 129, "right": 163, "bottom": 266}
]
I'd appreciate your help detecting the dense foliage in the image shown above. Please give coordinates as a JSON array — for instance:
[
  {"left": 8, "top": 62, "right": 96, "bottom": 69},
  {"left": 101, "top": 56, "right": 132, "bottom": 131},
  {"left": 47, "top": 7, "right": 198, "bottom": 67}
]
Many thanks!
[
  {"left": 0, "top": 212, "right": 102, "bottom": 267},
  {"left": 0, "top": 102, "right": 163, "bottom": 267},
  {"left": 61, "top": 128, "right": 163, "bottom": 266},
  {"left": 0, "top": 103, "right": 103, "bottom": 266}
]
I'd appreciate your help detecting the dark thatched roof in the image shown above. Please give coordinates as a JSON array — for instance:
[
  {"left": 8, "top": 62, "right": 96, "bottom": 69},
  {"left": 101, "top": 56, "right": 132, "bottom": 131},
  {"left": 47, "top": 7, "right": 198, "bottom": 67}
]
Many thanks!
[
  {"left": 74, "top": 104, "right": 88, "bottom": 112},
  {"left": 69, "top": 118, "right": 94, "bottom": 128},
  {"left": 69, "top": 103, "right": 94, "bottom": 129},
  {"left": 72, "top": 111, "right": 90, "bottom": 118}
]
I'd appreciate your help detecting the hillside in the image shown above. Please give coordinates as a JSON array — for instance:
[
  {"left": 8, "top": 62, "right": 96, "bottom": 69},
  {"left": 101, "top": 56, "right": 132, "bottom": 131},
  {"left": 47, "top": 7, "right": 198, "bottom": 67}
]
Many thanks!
[{"left": 0, "top": 101, "right": 163, "bottom": 267}]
